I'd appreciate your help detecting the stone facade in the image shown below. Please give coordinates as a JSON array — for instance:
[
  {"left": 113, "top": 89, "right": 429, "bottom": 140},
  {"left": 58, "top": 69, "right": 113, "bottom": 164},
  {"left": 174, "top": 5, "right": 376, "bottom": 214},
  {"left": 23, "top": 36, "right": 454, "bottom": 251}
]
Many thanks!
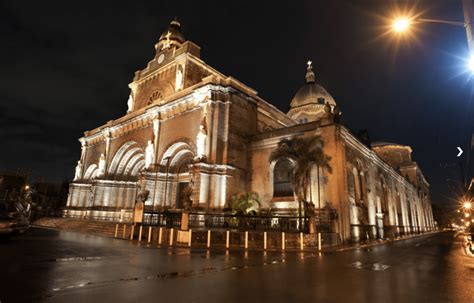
[{"left": 65, "top": 19, "right": 435, "bottom": 242}]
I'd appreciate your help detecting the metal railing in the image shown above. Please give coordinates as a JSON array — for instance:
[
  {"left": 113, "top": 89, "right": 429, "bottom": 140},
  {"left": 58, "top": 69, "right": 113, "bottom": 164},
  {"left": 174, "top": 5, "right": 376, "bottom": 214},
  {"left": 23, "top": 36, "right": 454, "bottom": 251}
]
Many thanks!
[
  {"left": 142, "top": 211, "right": 182, "bottom": 228},
  {"left": 58, "top": 207, "right": 338, "bottom": 234},
  {"left": 188, "top": 213, "right": 308, "bottom": 233}
]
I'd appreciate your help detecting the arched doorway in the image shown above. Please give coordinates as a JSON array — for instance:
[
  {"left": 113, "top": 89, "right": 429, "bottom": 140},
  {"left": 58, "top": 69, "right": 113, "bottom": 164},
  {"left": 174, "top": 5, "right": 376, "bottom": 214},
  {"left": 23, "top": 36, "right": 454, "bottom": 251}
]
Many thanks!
[
  {"left": 159, "top": 142, "right": 195, "bottom": 209},
  {"left": 174, "top": 157, "right": 193, "bottom": 209}
]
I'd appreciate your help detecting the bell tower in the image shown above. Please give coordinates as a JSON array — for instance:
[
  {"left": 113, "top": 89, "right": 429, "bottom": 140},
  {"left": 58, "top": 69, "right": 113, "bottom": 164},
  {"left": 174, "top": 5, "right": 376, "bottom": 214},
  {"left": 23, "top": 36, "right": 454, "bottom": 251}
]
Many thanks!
[{"left": 154, "top": 18, "right": 186, "bottom": 54}]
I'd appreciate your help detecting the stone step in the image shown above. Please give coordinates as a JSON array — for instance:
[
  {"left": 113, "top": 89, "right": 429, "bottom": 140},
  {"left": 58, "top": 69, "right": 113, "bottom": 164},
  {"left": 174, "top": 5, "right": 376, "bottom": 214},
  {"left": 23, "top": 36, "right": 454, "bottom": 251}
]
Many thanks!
[{"left": 34, "top": 217, "right": 122, "bottom": 238}]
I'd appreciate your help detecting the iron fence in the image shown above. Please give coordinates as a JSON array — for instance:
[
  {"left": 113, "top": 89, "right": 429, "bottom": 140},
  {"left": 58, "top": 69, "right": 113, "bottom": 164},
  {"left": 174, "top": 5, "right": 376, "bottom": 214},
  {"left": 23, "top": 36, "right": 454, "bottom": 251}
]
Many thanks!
[
  {"left": 142, "top": 211, "right": 182, "bottom": 228},
  {"left": 188, "top": 213, "right": 309, "bottom": 233},
  {"left": 57, "top": 206, "right": 338, "bottom": 234}
]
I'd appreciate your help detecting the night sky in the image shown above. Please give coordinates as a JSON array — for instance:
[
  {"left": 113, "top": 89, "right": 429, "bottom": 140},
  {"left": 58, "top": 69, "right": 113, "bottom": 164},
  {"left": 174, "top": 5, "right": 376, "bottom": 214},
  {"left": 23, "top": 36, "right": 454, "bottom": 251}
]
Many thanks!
[{"left": 1, "top": 0, "right": 473, "bottom": 205}]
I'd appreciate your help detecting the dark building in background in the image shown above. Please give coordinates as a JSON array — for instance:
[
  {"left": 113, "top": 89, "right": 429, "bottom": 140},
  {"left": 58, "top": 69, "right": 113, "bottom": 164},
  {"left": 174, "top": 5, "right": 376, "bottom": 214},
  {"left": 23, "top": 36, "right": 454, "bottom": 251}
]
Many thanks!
[
  {"left": 0, "top": 171, "right": 29, "bottom": 201},
  {"left": 32, "top": 180, "right": 69, "bottom": 215}
]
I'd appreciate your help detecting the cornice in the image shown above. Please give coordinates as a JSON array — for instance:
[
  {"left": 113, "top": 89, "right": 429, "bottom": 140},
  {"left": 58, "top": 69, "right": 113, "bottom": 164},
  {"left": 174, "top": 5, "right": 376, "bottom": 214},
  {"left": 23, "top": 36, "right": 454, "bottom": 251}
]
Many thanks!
[
  {"left": 80, "top": 83, "right": 239, "bottom": 145},
  {"left": 340, "top": 127, "right": 428, "bottom": 190}
]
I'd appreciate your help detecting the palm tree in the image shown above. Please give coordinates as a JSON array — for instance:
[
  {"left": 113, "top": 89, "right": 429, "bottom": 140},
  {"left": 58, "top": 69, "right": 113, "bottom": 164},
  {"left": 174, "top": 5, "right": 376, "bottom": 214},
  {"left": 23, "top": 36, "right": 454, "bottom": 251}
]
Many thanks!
[
  {"left": 228, "top": 192, "right": 261, "bottom": 230},
  {"left": 269, "top": 136, "right": 332, "bottom": 231},
  {"left": 229, "top": 192, "right": 261, "bottom": 215}
]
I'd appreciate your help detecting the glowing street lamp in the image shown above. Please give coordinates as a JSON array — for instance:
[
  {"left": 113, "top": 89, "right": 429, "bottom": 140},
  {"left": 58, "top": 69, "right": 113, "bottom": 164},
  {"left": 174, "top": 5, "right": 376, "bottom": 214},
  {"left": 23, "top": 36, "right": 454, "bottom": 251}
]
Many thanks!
[
  {"left": 464, "top": 201, "right": 472, "bottom": 210},
  {"left": 469, "top": 55, "right": 474, "bottom": 72},
  {"left": 392, "top": 17, "right": 411, "bottom": 33},
  {"left": 389, "top": 1, "right": 474, "bottom": 73}
]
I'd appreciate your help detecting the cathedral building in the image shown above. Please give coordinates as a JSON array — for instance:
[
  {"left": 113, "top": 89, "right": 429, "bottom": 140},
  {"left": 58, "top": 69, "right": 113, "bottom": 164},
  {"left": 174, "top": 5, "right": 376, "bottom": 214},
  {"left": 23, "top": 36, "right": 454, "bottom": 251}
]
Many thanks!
[{"left": 65, "top": 19, "right": 435, "bottom": 242}]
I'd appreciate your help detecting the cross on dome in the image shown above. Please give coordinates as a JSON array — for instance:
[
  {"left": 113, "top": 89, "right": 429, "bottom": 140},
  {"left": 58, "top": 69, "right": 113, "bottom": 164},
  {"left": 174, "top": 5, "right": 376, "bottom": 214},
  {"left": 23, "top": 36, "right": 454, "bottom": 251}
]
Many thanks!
[{"left": 305, "top": 60, "right": 315, "bottom": 83}]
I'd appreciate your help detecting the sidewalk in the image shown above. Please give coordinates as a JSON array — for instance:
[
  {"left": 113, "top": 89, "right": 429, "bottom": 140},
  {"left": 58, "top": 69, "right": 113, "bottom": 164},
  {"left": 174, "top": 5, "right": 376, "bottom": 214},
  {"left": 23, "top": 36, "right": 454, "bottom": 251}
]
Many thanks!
[{"left": 329, "top": 230, "right": 441, "bottom": 253}]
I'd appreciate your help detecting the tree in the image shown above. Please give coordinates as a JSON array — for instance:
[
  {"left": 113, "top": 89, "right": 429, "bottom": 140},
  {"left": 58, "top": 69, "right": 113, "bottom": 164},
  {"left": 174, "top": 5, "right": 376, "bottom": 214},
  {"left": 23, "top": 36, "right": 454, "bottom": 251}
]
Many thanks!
[
  {"left": 229, "top": 192, "right": 261, "bottom": 215},
  {"left": 269, "top": 136, "right": 332, "bottom": 231}
]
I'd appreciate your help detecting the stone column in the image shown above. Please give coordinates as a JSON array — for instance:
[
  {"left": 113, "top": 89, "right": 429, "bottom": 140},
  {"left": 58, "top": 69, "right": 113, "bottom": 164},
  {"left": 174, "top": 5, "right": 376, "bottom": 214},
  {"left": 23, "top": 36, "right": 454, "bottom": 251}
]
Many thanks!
[{"left": 104, "top": 130, "right": 112, "bottom": 174}]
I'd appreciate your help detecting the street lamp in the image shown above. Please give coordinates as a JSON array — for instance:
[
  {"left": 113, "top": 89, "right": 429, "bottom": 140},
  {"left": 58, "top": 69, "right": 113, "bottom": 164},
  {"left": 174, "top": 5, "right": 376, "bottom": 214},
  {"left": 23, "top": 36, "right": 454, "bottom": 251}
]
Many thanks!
[
  {"left": 390, "top": 0, "right": 474, "bottom": 72},
  {"left": 388, "top": 1, "right": 474, "bottom": 196},
  {"left": 392, "top": 17, "right": 411, "bottom": 33},
  {"left": 464, "top": 201, "right": 472, "bottom": 210}
]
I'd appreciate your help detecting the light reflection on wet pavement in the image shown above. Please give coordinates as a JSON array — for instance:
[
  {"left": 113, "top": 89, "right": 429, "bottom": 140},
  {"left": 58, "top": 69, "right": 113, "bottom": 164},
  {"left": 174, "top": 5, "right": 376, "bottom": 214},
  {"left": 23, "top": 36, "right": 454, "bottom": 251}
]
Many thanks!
[{"left": 0, "top": 228, "right": 473, "bottom": 303}]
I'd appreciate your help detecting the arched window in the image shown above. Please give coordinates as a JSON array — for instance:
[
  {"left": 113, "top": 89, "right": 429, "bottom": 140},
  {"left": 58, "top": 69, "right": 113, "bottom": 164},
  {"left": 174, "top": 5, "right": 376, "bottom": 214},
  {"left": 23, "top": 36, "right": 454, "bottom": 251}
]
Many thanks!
[{"left": 273, "top": 159, "right": 293, "bottom": 197}]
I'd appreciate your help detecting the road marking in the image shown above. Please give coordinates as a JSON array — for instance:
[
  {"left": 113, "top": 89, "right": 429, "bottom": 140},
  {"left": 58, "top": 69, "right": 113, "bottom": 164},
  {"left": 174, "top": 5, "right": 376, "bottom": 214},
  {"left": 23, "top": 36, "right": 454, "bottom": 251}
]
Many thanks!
[{"left": 371, "top": 263, "right": 390, "bottom": 271}]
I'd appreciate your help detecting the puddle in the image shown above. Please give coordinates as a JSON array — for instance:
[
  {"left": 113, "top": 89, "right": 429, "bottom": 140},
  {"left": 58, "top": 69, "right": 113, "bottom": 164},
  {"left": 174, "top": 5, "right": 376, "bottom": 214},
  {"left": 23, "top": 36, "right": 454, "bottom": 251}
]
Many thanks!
[
  {"left": 49, "top": 257, "right": 290, "bottom": 296},
  {"left": 40, "top": 256, "right": 104, "bottom": 263},
  {"left": 350, "top": 261, "right": 390, "bottom": 271}
]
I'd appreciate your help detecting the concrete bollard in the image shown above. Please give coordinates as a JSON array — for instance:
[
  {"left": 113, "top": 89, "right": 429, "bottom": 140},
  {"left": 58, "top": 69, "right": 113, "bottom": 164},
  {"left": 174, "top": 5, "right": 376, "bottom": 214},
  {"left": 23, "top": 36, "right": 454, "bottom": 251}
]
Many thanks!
[
  {"left": 188, "top": 229, "right": 192, "bottom": 247},
  {"left": 263, "top": 231, "right": 267, "bottom": 250},
  {"left": 318, "top": 232, "right": 322, "bottom": 251},
  {"left": 207, "top": 230, "right": 211, "bottom": 248},
  {"left": 158, "top": 227, "right": 163, "bottom": 245},
  {"left": 114, "top": 224, "right": 119, "bottom": 238},
  {"left": 138, "top": 225, "right": 143, "bottom": 242},
  {"left": 169, "top": 228, "right": 174, "bottom": 246},
  {"left": 226, "top": 230, "right": 230, "bottom": 249},
  {"left": 300, "top": 232, "right": 304, "bottom": 251},
  {"left": 245, "top": 231, "right": 248, "bottom": 249},
  {"left": 282, "top": 232, "right": 285, "bottom": 251},
  {"left": 130, "top": 225, "right": 135, "bottom": 240},
  {"left": 147, "top": 226, "right": 152, "bottom": 243},
  {"left": 122, "top": 224, "right": 127, "bottom": 239}
]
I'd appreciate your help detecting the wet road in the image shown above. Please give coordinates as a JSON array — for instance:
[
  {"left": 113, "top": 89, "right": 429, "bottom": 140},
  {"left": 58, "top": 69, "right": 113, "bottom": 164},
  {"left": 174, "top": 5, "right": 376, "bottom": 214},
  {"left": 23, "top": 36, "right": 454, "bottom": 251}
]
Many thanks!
[{"left": 0, "top": 228, "right": 473, "bottom": 303}]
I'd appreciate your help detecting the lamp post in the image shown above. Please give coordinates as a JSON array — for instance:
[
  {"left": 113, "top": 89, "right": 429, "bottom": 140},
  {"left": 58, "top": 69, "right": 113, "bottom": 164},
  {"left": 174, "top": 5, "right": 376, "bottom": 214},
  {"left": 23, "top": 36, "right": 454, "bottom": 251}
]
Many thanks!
[{"left": 390, "top": 0, "right": 474, "bottom": 68}]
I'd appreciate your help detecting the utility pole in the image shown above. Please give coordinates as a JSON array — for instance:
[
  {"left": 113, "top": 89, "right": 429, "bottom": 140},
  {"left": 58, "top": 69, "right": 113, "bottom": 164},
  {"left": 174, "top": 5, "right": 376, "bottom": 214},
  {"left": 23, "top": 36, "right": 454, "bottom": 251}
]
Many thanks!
[
  {"left": 463, "top": 0, "right": 474, "bottom": 53},
  {"left": 463, "top": 0, "right": 474, "bottom": 189}
]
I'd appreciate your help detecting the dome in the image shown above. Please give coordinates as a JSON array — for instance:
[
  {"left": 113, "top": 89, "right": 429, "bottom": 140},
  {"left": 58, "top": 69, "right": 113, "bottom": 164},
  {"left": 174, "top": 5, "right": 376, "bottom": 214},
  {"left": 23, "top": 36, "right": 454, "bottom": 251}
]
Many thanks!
[
  {"left": 288, "top": 61, "right": 336, "bottom": 123},
  {"left": 290, "top": 62, "right": 336, "bottom": 108},
  {"left": 290, "top": 82, "right": 336, "bottom": 108},
  {"left": 155, "top": 18, "right": 186, "bottom": 50}
]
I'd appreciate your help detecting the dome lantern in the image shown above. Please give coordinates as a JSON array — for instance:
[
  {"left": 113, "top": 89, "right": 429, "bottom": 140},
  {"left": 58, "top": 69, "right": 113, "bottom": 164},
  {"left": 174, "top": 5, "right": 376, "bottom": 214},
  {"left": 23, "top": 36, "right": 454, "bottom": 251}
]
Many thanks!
[
  {"left": 305, "top": 60, "right": 315, "bottom": 83},
  {"left": 155, "top": 18, "right": 186, "bottom": 52}
]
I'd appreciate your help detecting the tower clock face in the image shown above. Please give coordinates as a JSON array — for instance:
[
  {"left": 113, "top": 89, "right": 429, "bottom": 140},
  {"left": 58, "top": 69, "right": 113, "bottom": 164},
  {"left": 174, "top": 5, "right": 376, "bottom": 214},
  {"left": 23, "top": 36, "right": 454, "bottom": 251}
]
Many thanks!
[{"left": 157, "top": 54, "right": 165, "bottom": 64}]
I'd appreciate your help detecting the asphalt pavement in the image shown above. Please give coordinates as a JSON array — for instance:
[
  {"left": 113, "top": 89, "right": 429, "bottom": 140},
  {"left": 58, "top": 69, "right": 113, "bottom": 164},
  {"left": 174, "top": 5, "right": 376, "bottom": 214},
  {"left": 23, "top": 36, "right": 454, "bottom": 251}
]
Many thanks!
[{"left": 0, "top": 228, "right": 472, "bottom": 303}]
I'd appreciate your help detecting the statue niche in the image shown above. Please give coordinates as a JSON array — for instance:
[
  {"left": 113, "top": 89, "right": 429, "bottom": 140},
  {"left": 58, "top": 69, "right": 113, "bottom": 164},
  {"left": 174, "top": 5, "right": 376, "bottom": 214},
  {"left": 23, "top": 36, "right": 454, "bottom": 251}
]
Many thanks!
[
  {"left": 74, "top": 160, "right": 82, "bottom": 181},
  {"left": 97, "top": 153, "right": 106, "bottom": 177},
  {"left": 196, "top": 114, "right": 207, "bottom": 159},
  {"left": 145, "top": 140, "right": 155, "bottom": 169},
  {"left": 127, "top": 94, "right": 134, "bottom": 112},
  {"left": 178, "top": 183, "right": 193, "bottom": 209}
]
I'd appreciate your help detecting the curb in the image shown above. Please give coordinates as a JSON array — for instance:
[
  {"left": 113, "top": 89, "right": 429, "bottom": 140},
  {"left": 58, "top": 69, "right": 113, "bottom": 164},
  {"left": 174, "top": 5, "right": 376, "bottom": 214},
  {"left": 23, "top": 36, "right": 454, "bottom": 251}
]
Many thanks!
[{"left": 332, "top": 230, "right": 441, "bottom": 253}]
